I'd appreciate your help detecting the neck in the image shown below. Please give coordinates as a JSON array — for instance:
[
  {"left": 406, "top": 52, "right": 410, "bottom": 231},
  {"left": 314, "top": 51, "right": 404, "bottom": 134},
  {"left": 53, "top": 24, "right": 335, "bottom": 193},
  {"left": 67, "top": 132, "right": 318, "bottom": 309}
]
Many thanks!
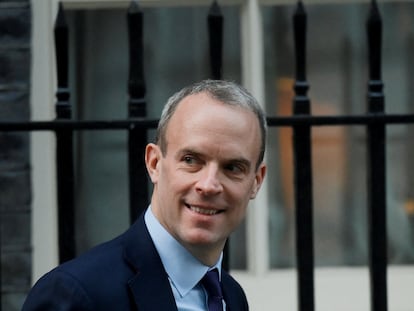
[{"left": 184, "top": 242, "right": 224, "bottom": 267}]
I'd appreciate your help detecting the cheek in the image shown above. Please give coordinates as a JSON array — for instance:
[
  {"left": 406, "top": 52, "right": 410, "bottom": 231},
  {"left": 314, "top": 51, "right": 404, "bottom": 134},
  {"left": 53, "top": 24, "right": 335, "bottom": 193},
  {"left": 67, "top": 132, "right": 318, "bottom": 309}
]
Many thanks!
[
  {"left": 158, "top": 166, "right": 192, "bottom": 195},
  {"left": 227, "top": 186, "right": 252, "bottom": 213},
  {"left": 226, "top": 204, "right": 248, "bottom": 233},
  {"left": 232, "top": 180, "right": 256, "bottom": 201},
  {"left": 225, "top": 187, "right": 255, "bottom": 222}
]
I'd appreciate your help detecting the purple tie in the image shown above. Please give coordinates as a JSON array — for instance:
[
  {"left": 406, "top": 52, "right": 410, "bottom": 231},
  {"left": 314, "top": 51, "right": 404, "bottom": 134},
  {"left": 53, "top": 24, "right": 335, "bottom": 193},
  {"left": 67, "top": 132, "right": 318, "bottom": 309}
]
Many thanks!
[{"left": 201, "top": 269, "right": 223, "bottom": 311}]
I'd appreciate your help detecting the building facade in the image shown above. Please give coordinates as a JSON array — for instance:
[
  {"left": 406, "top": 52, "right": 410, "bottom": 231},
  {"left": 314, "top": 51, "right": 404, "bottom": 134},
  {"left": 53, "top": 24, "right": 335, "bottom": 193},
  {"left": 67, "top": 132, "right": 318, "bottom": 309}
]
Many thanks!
[
  {"left": 0, "top": 1, "right": 32, "bottom": 310},
  {"left": 1, "top": 0, "right": 414, "bottom": 310}
]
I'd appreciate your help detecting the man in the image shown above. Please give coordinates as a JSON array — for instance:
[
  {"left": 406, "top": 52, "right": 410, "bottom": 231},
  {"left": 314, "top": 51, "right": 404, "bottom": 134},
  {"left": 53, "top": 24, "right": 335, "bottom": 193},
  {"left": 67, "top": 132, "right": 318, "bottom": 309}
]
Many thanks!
[{"left": 22, "top": 80, "right": 267, "bottom": 311}]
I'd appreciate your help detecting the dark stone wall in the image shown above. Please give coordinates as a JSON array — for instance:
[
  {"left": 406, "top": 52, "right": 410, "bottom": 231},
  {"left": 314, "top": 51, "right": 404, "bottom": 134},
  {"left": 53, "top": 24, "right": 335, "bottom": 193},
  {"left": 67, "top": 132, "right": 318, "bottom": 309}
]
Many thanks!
[{"left": 0, "top": 1, "right": 32, "bottom": 310}]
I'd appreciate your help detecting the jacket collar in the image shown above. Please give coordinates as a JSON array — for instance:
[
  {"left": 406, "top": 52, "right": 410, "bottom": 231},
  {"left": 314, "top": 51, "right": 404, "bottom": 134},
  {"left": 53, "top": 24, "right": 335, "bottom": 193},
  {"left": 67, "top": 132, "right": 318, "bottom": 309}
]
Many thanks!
[
  {"left": 121, "top": 214, "right": 244, "bottom": 311},
  {"left": 122, "top": 214, "right": 178, "bottom": 311},
  {"left": 221, "top": 272, "right": 248, "bottom": 311}
]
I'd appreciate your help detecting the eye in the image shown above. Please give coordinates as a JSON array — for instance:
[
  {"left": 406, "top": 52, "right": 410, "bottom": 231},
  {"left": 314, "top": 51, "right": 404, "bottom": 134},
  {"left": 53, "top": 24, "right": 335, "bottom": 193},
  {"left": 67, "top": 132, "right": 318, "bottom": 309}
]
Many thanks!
[
  {"left": 180, "top": 154, "right": 204, "bottom": 172},
  {"left": 181, "top": 154, "right": 203, "bottom": 166},
  {"left": 224, "top": 162, "right": 246, "bottom": 175},
  {"left": 183, "top": 155, "right": 196, "bottom": 164},
  {"left": 225, "top": 164, "right": 240, "bottom": 172}
]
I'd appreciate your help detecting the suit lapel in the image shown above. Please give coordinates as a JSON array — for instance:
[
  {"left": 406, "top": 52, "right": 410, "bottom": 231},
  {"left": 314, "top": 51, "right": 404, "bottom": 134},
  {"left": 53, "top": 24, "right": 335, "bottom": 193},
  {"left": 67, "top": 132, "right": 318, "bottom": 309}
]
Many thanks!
[
  {"left": 223, "top": 286, "right": 234, "bottom": 311},
  {"left": 128, "top": 269, "right": 177, "bottom": 311},
  {"left": 121, "top": 214, "right": 247, "bottom": 311},
  {"left": 221, "top": 272, "right": 248, "bottom": 311},
  {"left": 123, "top": 215, "right": 178, "bottom": 311}
]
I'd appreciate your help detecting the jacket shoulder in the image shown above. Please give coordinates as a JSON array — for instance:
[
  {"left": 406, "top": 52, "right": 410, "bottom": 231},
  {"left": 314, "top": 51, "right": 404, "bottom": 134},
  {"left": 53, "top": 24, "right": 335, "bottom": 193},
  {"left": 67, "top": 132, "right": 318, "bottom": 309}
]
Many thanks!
[{"left": 22, "top": 216, "right": 152, "bottom": 310}]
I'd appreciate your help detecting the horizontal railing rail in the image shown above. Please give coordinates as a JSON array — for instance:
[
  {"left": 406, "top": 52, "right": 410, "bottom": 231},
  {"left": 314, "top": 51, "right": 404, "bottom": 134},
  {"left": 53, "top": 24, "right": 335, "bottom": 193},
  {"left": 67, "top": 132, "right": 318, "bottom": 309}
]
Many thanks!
[{"left": 1, "top": 114, "right": 414, "bottom": 132}]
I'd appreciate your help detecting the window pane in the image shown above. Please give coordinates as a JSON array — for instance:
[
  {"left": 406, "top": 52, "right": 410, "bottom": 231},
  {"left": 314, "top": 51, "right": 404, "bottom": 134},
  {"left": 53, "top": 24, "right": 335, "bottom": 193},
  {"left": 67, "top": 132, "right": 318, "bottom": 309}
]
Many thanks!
[
  {"left": 264, "top": 3, "right": 414, "bottom": 268},
  {"left": 67, "top": 6, "right": 245, "bottom": 268}
]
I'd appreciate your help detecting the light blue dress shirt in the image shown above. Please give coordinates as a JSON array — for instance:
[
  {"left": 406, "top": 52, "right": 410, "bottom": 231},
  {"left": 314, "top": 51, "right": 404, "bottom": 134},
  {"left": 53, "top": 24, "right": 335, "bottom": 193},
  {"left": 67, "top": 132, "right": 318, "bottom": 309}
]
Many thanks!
[{"left": 144, "top": 207, "right": 224, "bottom": 311}]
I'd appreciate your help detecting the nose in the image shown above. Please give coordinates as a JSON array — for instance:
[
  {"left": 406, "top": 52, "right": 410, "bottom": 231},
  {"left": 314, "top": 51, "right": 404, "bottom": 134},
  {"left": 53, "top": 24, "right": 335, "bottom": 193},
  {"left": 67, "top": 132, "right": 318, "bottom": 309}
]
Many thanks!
[{"left": 195, "top": 164, "right": 223, "bottom": 195}]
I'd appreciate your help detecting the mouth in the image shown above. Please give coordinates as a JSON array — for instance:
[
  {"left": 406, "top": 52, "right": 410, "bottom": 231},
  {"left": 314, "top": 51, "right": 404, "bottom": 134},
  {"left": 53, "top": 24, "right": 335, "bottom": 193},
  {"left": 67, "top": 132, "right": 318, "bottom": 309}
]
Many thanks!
[{"left": 186, "top": 204, "right": 223, "bottom": 216}]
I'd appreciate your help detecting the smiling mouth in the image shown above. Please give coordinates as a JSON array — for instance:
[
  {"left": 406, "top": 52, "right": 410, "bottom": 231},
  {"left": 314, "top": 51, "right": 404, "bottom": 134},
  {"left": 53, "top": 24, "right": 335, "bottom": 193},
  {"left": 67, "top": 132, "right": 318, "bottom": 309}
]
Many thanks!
[{"left": 186, "top": 204, "right": 222, "bottom": 215}]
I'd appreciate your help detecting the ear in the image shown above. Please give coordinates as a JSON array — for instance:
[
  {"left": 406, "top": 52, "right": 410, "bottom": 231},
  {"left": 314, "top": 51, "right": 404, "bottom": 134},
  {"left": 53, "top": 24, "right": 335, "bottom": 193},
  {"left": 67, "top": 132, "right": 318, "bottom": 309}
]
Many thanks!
[
  {"left": 145, "top": 143, "right": 162, "bottom": 184},
  {"left": 250, "top": 163, "right": 266, "bottom": 199}
]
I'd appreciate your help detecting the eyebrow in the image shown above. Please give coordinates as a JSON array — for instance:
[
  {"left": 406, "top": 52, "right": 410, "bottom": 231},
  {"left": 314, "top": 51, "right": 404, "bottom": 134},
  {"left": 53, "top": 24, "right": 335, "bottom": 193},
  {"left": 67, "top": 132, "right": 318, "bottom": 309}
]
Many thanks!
[
  {"left": 176, "top": 148, "right": 252, "bottom": 169},
  {"left": 175, "top": 148, "right": 200, "bottom": 158}
]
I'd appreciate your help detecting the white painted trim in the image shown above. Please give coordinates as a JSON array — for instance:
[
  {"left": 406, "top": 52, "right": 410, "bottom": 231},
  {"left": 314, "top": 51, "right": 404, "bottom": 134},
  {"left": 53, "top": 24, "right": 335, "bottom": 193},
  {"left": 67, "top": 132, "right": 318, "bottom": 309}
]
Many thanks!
[
  {"left": 241, "top": 0, "right": 269, "bottom": 275},
  {"left": 232, "top": 266, "right": 414, "bottom": 310},
  {"left": 30, "top": 0, "right": 59, "bottom": 282}
]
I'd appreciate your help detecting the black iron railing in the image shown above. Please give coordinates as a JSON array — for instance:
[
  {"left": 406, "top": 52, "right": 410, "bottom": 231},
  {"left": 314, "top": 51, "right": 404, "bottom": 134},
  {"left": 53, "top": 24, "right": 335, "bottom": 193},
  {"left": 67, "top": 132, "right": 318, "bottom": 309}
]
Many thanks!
[
  {"left": 54, "top": 1, "right": 76, "bottom": 264},
  {"left": 1, "top": 1, "right": 414, "bottom": 311},
  {"left": 292, "top": 2, "right": 315, "bottom": 310},
  {"left": 127, "top": 0, "right": 148, "bottom": 223},
  {"left": 366, "top": 2, "right": 388, "bottom": 311}
]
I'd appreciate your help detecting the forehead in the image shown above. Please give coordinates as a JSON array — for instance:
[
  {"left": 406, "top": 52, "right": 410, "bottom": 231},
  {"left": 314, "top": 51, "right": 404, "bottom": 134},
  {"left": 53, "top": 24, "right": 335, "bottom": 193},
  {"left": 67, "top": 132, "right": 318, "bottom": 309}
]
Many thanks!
[
  {"left": 170, "top": 92, "right": 258, "bottom": 131},
  {"left": 165, "top": 93, "right": 261, "bottom": 160}
]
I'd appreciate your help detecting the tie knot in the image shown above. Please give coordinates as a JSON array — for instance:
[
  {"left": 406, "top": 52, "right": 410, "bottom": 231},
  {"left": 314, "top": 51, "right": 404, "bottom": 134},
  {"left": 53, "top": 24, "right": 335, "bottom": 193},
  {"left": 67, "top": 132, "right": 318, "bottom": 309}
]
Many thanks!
[{"left": 201, "top": 269, "right": 223, "bottom": 299}]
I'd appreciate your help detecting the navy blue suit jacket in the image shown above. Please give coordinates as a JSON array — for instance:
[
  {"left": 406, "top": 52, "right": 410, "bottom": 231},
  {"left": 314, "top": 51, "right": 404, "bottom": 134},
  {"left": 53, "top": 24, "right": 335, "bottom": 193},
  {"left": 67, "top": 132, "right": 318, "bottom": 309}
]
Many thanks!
[{"left": 22, "top": 214, "right": 249, "bottom": 311}]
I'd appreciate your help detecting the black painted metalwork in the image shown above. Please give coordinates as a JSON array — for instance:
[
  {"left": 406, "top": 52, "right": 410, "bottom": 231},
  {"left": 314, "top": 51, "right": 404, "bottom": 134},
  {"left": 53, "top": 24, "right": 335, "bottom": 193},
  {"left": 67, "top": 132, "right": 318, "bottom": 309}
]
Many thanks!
[
  {"left": 2, "top": 114, "right": 414, "bottom": 132},
  {"left": 54, "top": 3, "right": 75, "bottom": 262},
  {"left": 208, "top": 0, "right": 223, "bottom": 80},
  {"left": 292, "top": 2, "right": 315, "bottom": 311},
  {"left": 127, "top": 0, "right": 148, "bottom": 223},
  {"left": 366, "top": 1, "right": 388, "bottom": 311},
  {"left": 54, "top": 2, "right": 76, "bottom": 263}
]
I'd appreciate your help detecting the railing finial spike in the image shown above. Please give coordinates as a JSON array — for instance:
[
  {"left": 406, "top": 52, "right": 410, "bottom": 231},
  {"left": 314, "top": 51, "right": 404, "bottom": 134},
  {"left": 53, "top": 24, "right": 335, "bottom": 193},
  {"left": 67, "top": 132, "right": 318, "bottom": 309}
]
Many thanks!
[
  {"left": 129, "top": 0, "right": 140, "bottom": 12},
  {"left": 55, "top": 1, "right": 66, "bottom": 28},
  {"left": 208, "top": 0, "right": 223, "bottom": 80},
  {"left": 367, "top": 0, "right": 382, "bottom": 82},
  {"left": 209, "top": 0, "right": 221, "bottom": 15}
]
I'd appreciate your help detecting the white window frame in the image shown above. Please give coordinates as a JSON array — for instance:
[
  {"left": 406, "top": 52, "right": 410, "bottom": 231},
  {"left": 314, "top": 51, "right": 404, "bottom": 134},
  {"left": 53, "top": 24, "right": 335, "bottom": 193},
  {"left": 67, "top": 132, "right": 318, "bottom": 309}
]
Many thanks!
[{"left": 31, "top": 1, "right": 414, "bottom": 309}]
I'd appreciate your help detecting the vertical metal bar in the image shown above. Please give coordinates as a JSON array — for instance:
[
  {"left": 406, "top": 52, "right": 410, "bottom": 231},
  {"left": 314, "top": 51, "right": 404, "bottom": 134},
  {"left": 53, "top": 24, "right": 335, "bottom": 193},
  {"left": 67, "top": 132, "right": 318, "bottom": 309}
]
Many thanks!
[
  {"left": 127, "top": 0, "right": 148, "bottom": 223},
  {"left": 406, "top": 36, "right": 414, "bottom": 213},
  {"left": 292, "top": 2, "right": 315, "bottom": 311},
  {"left": 208, "top": 0, "right": 230, "bottom": 271},
  {"left": 366, "top": 1, "right": 388, "bottom": 311},
  {"left": 54, "top": 2, "right": 76, "bottom": 263},
  {"left": 208, "top": 0, "right": 223, "bottom": 80}
]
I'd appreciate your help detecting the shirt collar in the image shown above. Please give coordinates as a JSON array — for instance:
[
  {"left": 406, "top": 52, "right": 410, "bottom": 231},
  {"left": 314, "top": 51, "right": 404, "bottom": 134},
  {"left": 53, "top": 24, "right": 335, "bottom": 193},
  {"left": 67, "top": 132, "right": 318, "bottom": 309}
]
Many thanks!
[{"left": 144, "top": 207, "right": 223, "bottom": 297}]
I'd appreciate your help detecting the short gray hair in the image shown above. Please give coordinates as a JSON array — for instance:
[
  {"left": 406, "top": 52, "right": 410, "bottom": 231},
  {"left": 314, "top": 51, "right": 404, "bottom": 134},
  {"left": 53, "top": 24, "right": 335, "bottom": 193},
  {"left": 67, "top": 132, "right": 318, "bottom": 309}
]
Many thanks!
[{"left": 155, "top": 80, "right": 267, "bottom": 167}]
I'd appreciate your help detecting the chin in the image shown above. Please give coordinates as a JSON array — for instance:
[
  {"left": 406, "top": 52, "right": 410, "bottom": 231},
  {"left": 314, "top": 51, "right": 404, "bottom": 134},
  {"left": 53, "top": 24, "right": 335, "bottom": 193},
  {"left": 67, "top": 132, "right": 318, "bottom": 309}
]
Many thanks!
[{"left": 182, "top": 230, "right": 219, "bottom": 244}]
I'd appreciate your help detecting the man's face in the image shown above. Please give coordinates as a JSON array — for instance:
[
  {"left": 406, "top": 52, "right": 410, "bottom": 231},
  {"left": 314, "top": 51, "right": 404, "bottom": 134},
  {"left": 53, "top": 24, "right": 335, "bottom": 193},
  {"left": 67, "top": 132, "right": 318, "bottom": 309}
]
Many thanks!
[{"left": 145, "top": 92, "right": 266, "bottom": 264}]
